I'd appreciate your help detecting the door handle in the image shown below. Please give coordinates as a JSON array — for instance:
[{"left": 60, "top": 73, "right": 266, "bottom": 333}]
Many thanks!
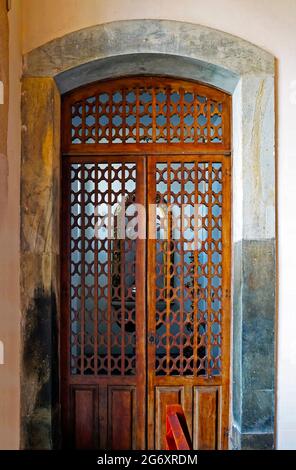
[{"left": 148, "top": 332, "right": 156, "bottom": 344}]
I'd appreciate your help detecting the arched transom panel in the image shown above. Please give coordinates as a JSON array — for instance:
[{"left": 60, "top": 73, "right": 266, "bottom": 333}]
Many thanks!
[{"left": 62, "top": 77, "right": 231, "bottom": 154}]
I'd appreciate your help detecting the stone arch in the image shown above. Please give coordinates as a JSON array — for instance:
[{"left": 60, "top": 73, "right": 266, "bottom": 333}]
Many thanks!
[{"left": 21, "top": 19, "right": 275, "bottom": 449}]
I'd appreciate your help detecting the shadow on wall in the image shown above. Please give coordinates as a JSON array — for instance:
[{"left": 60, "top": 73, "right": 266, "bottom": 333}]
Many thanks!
[{"left": 21, "top": 286, "right": 59, "bottom": 449}]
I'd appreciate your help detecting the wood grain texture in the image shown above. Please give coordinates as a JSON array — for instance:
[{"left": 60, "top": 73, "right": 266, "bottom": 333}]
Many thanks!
[
  {"left": 108, "top": 386, "right": 136, "bottom": 450},
  {"left": 61, "top": 76, "right": 231, "bottom": 450},
  {"left": 62, "top": 76, "right": 231, "bottom": 154},
  {"left": 73, "top": 387, "right": 96, "bottom": 449},
  {"left": 193, "top": 386, "right": 220, "bottom": 450}
]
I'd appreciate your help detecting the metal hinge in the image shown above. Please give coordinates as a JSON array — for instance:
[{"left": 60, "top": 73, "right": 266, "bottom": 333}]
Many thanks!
[{"left": 224, "top": 289, "right": 231, "bottom": 299}]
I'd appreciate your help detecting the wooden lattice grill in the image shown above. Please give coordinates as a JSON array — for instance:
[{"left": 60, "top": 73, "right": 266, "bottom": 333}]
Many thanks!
[
  {"left": 61, "top": 77, "right": 232, "bottom": 450},
  {"left": 63, "top": 77, "right": 230, "bottom": 150},
  {"left": 154, "top": 161, "right": 223, "bottom": 377},
  {"left": 70, "top": 162, "right": 137, "bottom": 376}
]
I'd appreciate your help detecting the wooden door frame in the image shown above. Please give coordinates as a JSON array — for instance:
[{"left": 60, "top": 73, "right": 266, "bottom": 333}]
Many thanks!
[{"left": 59, "top": 76, "right": 232, "bottom": 449}]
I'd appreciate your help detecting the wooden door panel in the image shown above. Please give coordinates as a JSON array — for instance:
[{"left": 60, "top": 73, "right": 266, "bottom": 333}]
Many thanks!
[
  {"left": 193, "top": 386, "right": 220, "bottom": 450},
  {"left": 61, "top": 156, "right": 146, "bottom": 449},
  {"left": 147, "top": 155, "right": 231, "bottom": 450},
  {"left": 153, "top": 385, "right": 221, "bottom": 450},
  {"left": 155, "top": 386, "right": 184, "bottom": 449},
  {"left": 108, "top": 386, "right": 136, "bottom": 450},
  {"left": 72, "top": 386, "right": 97, "bottom": 449}
]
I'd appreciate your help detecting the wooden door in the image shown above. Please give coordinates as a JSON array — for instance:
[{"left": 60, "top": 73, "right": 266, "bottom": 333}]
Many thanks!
[
  {"left": 147, "top": 155, "right": 231, "bottom": 450},
  {"left": 61, "top": 156, "right": 146, "bottom": 449},
  {"left": 61, "top": 76, "right": 231, "bottom": 450}
]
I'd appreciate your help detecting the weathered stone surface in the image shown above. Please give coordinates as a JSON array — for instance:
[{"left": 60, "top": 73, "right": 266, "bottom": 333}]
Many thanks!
[
  {"left": 23, "top": 20, "right": 274, "bottom": 79},
  {"left": 21, "top": 280, "right": 58, "bottom": 449},
  {"left": 243, "top": 348, "right": 274, "bottom": 390},
  {"left": 230, "top": 424, "right": 241, "bottom": 450},
  {"left": 242, "top": 239, "right": 275, "bottom": 392},
  {"left": 233, "top": 239, "right": 276, "bottom": 444},
  {"left": 20, "top": 78, "right": 60, "bottom": 449},
  {"left": 55, "top": 53, "right": 239, "bottom": 95},
  {"left": 232, "top": 241, "right": 243, "bottom": 428},
  {"left": 20, "top": 251, "right": 60, "bottom": 449},
  {"left": 241, "top": 76, "right": 275, "bottom": 240},
  {"left": 21, "top": 78, "right": 60, "bottom": 256},
  {"left": 242, "top": 389, "right": 274, "bottom": 433},
  {"left": 240, "top": 432, "right": 274, "bottom": 450},
  {"left": 231, "top": 426, "right": 274, "bottom": 450}
]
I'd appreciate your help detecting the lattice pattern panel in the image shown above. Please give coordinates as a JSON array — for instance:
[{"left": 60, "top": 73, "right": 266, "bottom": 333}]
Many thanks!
[
  {"left": 154, "top": 161, "right": 223, "bottom": 377},
  {"left": 70, "top": 162, "right": 137, "bottom": 375},
  {"left": 69, "top": 78, "right": 226, "bottom": 146}
]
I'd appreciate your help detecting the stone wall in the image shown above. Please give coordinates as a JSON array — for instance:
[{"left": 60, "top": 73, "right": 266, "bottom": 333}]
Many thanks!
[{"left": 20, "top": 78, "right": 60, "bottom": 448}]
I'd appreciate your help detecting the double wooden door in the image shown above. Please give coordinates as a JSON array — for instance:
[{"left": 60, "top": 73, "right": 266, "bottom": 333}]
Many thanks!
[{"left": 61, "top": 152, "right": 231, "bottom": 450}]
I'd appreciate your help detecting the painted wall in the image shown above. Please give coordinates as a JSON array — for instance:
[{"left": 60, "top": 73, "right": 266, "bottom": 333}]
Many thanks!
[
  {"left": 0, "top": 0, "right": 21, "bottom": 449},
  {"left": 1, "top": 0, "right": 295, "bottom": 448}
]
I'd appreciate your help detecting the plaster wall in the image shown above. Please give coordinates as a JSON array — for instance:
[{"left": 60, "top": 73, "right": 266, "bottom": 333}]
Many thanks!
[
  {"left": 20, "top": 0, "right": 296, "bottom": 449},
  {"left": 0, "top": 0, "right": 21, "bottom": 450}
]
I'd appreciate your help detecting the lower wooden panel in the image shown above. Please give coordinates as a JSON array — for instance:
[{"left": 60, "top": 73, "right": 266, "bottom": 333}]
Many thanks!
[
  {"left": 155, "top": 386, "right": 184, "bottom": 450},
  {"left": 108, "top": 386, "right": 136, "bottom": 450},
  {"left": 70, "top": 384, "right": 137, "bottom": 449},
  {"left": 193, "top": 386, "right": 220, "bottom": 450},
  {"left": 151, "top": 384, "right": 221, "bottom": 450},
  {"left": 72, "top": 386, "right": 97, "bottom": 449}
]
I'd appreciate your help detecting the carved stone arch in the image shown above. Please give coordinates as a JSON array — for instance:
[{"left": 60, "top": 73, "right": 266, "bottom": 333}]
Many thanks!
[{"left": 21, "top": 19, "right": 275, "bottom": 449}]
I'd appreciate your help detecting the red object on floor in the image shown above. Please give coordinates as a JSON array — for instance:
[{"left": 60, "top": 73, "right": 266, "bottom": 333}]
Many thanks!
[{"left": 165, "top": 404, "right": 193, "bottom": 450}]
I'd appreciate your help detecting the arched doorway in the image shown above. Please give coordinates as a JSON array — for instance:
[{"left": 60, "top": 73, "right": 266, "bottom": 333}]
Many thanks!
[{"left": 60, "top": 76, "right": 232, "bottom": 449}]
